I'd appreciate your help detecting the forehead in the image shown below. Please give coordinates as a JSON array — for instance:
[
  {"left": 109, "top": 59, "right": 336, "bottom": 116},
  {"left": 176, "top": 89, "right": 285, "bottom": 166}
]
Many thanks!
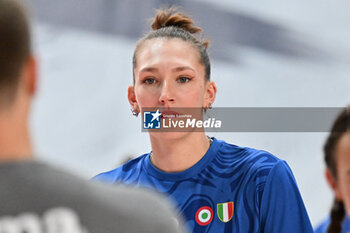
[{"left": 135, "top": 38, "right": 202, "bottom": 71}]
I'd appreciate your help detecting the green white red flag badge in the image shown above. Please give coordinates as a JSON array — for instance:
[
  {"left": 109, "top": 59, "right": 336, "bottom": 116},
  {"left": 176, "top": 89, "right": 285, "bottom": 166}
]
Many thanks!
[
  {"left": 195, "top": 206, "right": 213, "bottom": 226},
  {"left": 217, "top": 202, "right": 234, "bottom": 223}
]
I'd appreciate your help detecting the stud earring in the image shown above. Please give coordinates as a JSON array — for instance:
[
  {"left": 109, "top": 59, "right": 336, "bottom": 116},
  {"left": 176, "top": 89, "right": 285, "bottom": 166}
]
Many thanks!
[{"left": 131, "top": 108, "right": 138, "bottom": 116}]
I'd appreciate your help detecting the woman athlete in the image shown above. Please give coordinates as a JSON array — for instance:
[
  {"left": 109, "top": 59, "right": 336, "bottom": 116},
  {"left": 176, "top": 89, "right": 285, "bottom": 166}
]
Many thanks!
[{"left": 95, "top": 8, "right": 313, "bottom": 233}]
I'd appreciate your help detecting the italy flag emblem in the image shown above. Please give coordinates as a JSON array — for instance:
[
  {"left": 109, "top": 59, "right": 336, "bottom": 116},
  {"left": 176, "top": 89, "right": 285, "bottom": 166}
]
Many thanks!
[{"left": 217, "top": 202, "right": 234, "bottom": 223}]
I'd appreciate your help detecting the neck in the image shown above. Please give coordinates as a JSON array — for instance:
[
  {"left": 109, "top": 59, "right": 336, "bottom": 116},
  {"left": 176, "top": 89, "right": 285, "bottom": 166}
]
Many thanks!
[
  {"left": 0, "top": 109, "right": 33, "bottom": 162},
  {"left": 149, "top": 132, "right": 210, "bottom": 173}
]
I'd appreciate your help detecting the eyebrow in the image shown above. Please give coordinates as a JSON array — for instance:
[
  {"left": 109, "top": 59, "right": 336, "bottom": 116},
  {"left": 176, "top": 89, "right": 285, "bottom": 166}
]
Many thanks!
[
  {"left": 139, "top": 66, "right": 195, "bottom": 73},
  {"left": 139, "top": 67, "right": 158, "bottom": 73}
]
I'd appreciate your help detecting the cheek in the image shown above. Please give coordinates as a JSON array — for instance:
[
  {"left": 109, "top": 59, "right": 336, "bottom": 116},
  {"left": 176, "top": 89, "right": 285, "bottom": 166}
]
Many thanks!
[
  {"left": 341, "top": 181, "right": 350, "bottom": 198},
  {"left": 181, "top": 83, "right": 206, "bottom": 106},
  {"left": 134, "top": 85, "right": 155, "bottom": 108},
  {"left": 135, "top": 87, "right": 159, "bottom": 107},
  {"left": 181, "top": 90, "right": 204, "bottom": 106}
]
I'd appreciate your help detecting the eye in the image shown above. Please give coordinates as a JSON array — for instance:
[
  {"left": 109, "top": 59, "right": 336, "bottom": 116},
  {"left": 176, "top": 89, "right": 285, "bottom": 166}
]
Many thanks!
[
  {"left": 143, "top": 78, "right": 157, "bottom": 85},
  {"left": 177, "top": 76, "right": 191, "bottom": 83}
]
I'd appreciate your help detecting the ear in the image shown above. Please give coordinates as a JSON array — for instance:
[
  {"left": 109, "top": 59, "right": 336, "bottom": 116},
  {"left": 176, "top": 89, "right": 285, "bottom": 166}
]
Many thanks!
[
  {"left": 128, "top": 85, "right": 139, "bottom": 111},
  {"left": 22, "top": 55, "right": 37, "bottom": 97},
  {"left": 326, "top": 168, "right": 343, "bottom": 200},
  {"left": 203, "top": 81, "right": 217, "bottom": 108}
]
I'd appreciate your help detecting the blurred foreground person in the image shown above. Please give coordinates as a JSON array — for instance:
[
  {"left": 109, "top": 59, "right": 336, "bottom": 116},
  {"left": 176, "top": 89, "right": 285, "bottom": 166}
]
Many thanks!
[
  {"left": 315, "top": 107, "right": 350, "bottom": 233},
  {"left": 0, "top": 1, "right": 185, "bottom": 232}
]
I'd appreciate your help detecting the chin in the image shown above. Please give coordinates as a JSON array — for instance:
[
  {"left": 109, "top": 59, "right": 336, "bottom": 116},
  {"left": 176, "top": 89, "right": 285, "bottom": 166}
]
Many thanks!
[{"left": 149, "top": 131, "right": 194, "bottom": 141}]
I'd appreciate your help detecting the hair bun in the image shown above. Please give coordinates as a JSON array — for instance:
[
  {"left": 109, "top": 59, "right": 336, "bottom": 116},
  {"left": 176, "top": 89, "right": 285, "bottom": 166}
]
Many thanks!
[{"left": 151, "top": 8, "right": 202, "bottom": 34}]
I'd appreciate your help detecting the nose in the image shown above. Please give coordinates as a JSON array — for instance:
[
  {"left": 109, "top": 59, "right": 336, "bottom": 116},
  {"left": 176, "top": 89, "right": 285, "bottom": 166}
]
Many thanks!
[{"left": 159, "top": 81, "right": 175, "bottom": 106}]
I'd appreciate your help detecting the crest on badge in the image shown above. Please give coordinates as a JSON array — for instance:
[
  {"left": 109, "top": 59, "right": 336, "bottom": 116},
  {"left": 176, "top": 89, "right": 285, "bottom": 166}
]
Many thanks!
[{"left": 217, "top": 202, "right": 234, "bottom": 223}]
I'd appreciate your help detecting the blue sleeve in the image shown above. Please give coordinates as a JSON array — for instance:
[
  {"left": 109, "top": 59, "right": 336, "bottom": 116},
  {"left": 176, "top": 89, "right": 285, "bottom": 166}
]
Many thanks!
[
  {"left": 314, "top": 217, "right": 329, "bottom": 233},
  {"left": 92, "top": 170, "right": 119, "bottom": 183},
  {"left": 314, "top": 215, "right": 350, "bottom": 233},
  {"left": 259, "top": 160, "right": 314, "bottom": 233}
]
